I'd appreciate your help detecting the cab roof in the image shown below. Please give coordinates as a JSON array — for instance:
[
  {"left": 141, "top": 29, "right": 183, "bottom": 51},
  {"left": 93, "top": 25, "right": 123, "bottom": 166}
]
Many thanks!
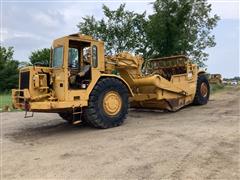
[{"left": 54, "top": 33, "right": 102, "bottom": 43}]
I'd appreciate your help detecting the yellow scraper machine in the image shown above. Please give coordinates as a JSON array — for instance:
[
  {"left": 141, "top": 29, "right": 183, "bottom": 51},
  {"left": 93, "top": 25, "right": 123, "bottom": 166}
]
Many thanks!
[{"left": 12, "top": 33, "right": 210, "bottom": 128}]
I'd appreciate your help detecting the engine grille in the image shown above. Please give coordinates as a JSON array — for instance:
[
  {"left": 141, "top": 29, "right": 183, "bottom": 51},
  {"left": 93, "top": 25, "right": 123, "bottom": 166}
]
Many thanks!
[{"left": 20, "top": 71, "right": 30, "bottom": 89}]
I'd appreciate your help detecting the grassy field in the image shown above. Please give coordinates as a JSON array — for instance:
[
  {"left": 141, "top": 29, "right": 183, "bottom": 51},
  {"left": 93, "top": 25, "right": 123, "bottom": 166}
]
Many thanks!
[
  {"left": 0, "top": 93, "right": 12, "bottom": 111},
  {"left": 210, "top": 84, "right": 240, "bottom": 93},
  {"left": 210, "top": 83, "right": 225, "bottom": 93}
]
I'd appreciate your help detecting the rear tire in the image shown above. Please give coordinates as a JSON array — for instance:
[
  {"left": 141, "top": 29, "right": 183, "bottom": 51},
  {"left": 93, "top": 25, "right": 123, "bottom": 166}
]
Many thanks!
[
  {"left": 84, "top": 78, "right": 129, "bottom": 129},
  {"left": 193, "top": 74, "right": 210, "bottom": 105}
]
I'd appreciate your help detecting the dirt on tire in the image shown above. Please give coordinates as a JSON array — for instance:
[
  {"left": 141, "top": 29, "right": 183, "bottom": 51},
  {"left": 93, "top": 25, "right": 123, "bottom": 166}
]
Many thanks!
[{"left": 1, "top": 87, "right": 240, "bottom": 179}]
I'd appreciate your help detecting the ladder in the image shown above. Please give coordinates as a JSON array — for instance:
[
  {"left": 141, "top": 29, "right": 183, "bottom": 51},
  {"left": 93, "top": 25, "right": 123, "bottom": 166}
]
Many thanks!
[{"left": 72, "top": 106, "right": 83, "bottom": 125}]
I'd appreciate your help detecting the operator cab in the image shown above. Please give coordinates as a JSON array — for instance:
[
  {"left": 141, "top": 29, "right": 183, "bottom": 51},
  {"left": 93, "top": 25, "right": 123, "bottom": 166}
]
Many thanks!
[
  {"left": 68, "top": 40, "right": 92, "bottom": 89},
  {"left": 51, "top": 34, "right": 103, "bottom": 93}
]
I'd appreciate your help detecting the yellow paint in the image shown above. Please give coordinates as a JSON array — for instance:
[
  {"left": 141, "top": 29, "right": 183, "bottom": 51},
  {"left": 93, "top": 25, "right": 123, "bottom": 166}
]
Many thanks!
[
  {"left": 103, "top": 91, "right": 122, "bottom": 116},
  {"left": 12, "top": 33, "right": 205, "bottom": 113}
]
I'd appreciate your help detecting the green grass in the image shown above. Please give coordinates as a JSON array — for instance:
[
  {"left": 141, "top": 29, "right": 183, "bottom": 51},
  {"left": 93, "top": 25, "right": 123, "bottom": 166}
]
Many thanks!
[
  {"left": 210, "top": 84, "right": 240, "bottom": 94},
  {"left": 0, "top": 93, "right": 12, "bottom": 111},
  {"left": 210, "top": 83, "right": 225, "bottom": 93}
]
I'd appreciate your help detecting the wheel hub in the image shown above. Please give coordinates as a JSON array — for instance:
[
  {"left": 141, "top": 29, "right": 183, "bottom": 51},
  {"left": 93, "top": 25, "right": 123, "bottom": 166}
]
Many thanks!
[
  {"left": 103, "top": 91, "right": 122, "bottom": 116},
  {"left": 200, "top": 82, "right": 208, "bottom": 97}
]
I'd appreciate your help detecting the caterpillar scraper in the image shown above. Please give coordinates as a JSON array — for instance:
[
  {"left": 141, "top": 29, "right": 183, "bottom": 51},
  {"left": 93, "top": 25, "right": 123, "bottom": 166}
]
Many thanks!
[{"left": 12, "top": 34, "right": 210, "bottom": 128}]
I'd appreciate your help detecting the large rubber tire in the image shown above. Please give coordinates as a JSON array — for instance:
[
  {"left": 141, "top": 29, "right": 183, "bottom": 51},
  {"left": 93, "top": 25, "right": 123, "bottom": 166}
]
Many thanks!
[
  {"left": 84, "top": 78, "right": 129, "bottom": 129},
  {"left": 193, "top": 74, "right": 210, "bottom": 105}
]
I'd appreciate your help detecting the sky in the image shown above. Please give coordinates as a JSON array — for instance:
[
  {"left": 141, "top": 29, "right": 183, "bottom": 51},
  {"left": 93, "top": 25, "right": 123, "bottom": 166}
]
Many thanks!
[{"left": 1, "top": 0, "right": 239, "bottom": 78}]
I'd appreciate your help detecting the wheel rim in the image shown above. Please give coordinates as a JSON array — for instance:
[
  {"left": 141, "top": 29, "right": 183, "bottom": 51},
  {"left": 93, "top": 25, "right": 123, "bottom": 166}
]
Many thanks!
[
  {"left": 103, "top": 91, "right": 122, "bottom": 116},
  {"left": 200, "top": 82, "right": 208, "bottom": 97}
]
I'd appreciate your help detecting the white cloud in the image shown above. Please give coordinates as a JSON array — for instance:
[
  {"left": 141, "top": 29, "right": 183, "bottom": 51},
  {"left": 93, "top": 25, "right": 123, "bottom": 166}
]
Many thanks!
[
  {"left": 1, "top": 28, "right": 49, "bottom": 42},
  {"left": 33, "top": 11, "right": 64, "bottom": 29},
  {"left": 0, "top": 28, "right": 9, "bottom": 42},
  {"left": 210, "top": 1, "right": 239, "bottom": 19}
]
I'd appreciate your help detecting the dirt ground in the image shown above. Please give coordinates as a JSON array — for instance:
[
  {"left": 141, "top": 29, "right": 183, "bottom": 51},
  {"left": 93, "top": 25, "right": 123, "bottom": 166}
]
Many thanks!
[{"left": 1, "top": 87, "right": 240, "bottom": 179}]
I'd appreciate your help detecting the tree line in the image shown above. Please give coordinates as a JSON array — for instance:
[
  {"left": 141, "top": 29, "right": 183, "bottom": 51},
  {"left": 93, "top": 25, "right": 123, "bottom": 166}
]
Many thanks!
[{"left": 0, "top": 0, "right": 219, "bottom": 92}]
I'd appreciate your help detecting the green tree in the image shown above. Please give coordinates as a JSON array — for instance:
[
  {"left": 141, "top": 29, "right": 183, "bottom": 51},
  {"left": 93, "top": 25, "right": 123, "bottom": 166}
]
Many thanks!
[
  {"left": 29, "top": 48, "right": 50, "bottom": 66},
  {"left": 146, "top": 0, "right": 220, "bottom": 66},
  {"left": 77, "top": 4, "right": 148, "bottom": 56},
  {"left": 0, "top": 46, "right": 19, "bottom": 92}
]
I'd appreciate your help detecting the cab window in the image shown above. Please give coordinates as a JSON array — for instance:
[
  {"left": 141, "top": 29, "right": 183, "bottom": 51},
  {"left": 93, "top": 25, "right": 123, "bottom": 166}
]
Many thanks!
[
  {"left": 53, "top": 46, "right": 63, "bottom": 68},
  {"left": 68, "top": 48, "right": 79, "bottom": 69},
  {"left": 92, "top": 45, "right": 98, "bottom": 68}
]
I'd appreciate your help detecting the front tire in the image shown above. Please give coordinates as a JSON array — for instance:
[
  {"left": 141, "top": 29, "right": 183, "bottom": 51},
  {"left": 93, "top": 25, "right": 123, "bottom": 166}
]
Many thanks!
[
  {"left": 84, "top": 78, "right": 129, "bottom": 129},
  {"left": 193, "top": 74, "right": 210, "bottom": 105}
]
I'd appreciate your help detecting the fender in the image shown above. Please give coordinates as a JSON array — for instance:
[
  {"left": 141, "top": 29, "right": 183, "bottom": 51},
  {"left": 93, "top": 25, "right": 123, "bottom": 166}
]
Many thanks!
[
  {"left": 99, "top": 74, "right": 134, "bottom": 97},
  {"left": 198, "top": 69, "right": 207, "bottom": 76}
]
